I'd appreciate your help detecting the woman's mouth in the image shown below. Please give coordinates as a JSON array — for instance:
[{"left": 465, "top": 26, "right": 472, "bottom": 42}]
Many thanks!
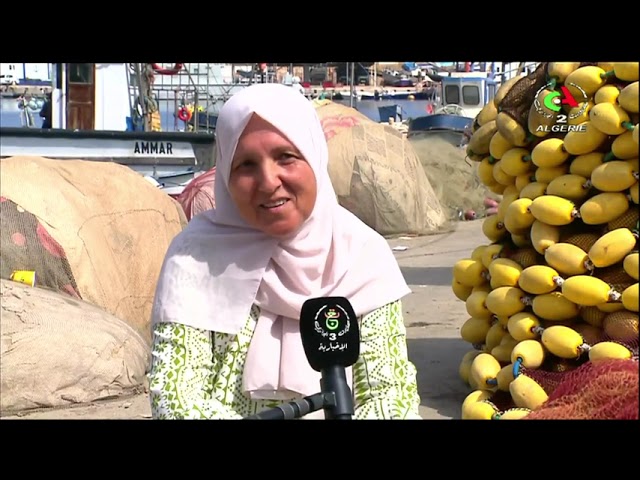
[{"left": 261, "top": 199, "right": 289, "bottom": 209}]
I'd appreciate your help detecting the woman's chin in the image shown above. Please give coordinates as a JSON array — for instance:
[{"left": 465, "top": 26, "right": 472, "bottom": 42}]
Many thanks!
[{"left": 258, "top": 218, "right": 304, "bottom": 239}]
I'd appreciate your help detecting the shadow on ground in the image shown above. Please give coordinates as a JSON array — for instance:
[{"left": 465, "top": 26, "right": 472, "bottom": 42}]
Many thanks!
[
  {"left": 400, "top": 267, "right": 453, "bottom": 287},
  {"left": 407, "top": 337, "right": 472, "bottom": 419}
]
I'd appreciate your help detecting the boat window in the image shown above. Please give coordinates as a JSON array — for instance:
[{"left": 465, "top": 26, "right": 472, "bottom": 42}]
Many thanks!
[
  {"left": 462, "top": 85, "right": 480, "bottom": 106},
  {"left": 68, "top": 63, "right": 93, "bottom": 84},
  {"left": 444, "top": 85, "right": 460, "bottom": 104}
]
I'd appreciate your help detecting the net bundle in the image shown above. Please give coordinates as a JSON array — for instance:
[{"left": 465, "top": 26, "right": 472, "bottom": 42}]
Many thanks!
[{"left": 523, "top": 357, "right": 639, "bottom": 420}]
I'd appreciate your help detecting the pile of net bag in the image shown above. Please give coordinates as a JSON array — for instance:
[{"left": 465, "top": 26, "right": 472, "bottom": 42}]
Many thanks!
[{"left": 1, "top": 156, "right": 186, "bottom": 415}]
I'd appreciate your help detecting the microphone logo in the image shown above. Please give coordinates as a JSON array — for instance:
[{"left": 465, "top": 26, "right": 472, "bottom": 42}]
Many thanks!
[
  {"left": 325, "top": 309, "right": 340, "bottom": 330},
  {"left": 314, "top": 304, "right": 352, "bottom": 352},
  {"left": 300, "top": 296, "right": 360, "bottom": 371}
]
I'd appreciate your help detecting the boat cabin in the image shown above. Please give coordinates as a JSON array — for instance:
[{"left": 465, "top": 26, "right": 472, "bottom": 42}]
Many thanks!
[
  {"left": 50, "top": 63, "right": 131, "bottom": 131},
  {"left": 439, "top": 75, "right": 498, "bottom": 119},
  {"left": 407, "top": 74, "right": 500, "bottom": 135},
  {"left": 2, "top": 63, "right": 214, "bottom": 195}
]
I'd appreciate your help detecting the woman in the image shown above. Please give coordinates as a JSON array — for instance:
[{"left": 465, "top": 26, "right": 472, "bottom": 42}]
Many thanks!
[{"left": 148, "top": 83, "right": 421, "bottom": 419}]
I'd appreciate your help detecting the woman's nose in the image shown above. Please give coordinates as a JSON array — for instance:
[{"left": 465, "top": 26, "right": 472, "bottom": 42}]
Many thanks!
[{"left": 257, "top": 163, "right": 282, "bottom": 191}]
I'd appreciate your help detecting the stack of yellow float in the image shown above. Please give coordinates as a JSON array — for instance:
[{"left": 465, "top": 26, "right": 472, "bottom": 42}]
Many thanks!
[{"left": 452, "top": 62, "right": 639, "bottom": 420}]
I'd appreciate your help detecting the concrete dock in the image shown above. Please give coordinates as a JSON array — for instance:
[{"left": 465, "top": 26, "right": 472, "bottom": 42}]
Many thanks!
[{"left": 391, "top": 220, "right": 481, "bottom": 419}]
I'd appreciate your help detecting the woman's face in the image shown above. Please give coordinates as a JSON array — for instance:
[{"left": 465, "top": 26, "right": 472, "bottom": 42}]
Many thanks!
[{"left": 228, "top": 115, "right": 317, "bottom": 238}]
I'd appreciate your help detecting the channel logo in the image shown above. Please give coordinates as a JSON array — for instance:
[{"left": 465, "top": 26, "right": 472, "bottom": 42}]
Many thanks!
[
  {"left": 543, "top": 86, "right": 580, "bottom": 111},
  {"left": 534, "top": 81, "right": 589, "bottom": 133}
]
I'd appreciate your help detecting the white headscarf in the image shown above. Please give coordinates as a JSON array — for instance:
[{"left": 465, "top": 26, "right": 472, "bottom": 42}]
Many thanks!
[{"left": 151, "top": 83, "right": 410, "bottom": 401}]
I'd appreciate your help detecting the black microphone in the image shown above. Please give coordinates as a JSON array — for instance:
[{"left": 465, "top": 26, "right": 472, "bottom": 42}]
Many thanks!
[{"left": 299, "top": 296, "right": 360, "bottom": 420}]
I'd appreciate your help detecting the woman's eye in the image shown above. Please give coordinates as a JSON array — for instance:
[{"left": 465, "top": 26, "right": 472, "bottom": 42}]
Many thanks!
[
  {"left": 236, "top": 160, "right": 254, "bottom": 169},
  {"left": 279, "top": 153, "right": 297, "bottom": 163}
]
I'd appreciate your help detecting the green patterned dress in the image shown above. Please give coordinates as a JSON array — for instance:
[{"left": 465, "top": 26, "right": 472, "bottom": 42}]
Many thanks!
[{"left": 148, "top": 299, "right": 422, "bottom": 419}]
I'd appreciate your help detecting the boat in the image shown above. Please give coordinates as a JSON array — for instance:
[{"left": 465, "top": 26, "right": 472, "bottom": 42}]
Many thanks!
[
  {"left": 331, "top": 88, "right": 420, "bottom": 101},
  {"left": 407, "top": 62, "right": 540, "bottom": 136},
  {"left": 186, "top": 110, "right": 218, "bottom": 132},
  {"left": 380, "top": 70, "right": 415, "bottom": 88},
  {"left": 0, "top": 63, "right": 270, "bottom": 195},
  {"left": 408, "top": 113, "right": 473, "bottom": 135},
  {"left": 0, "top": 124, "right": 215, "bottom": 184}
]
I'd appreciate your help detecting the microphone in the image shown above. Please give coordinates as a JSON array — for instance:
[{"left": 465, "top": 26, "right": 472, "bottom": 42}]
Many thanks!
[
  {"left": 299, "top": 296, "right": 360, "bottom": 420},
  {"left": 243, "top": 296, "right": 360, "bottom": 420}
]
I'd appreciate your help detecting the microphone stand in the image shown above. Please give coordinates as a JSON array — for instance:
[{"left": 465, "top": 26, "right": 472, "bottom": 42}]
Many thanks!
[
  {"left": 320, "top": 365, "right": 354, "bottom": 420},
  {"left": 244, "top": 369, "right": 354, "bottom": 420},
  {"left": 244, "top": 392, "right": 332, "bottom": 420}
]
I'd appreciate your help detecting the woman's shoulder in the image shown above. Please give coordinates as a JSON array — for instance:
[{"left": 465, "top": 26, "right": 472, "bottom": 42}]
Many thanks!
[
  {"left": 366, "top": 299, "right": 402, "bottom": 318},
  {"left": 155, "top": 303, "right": 261, "bottom": 333},
  {"left": 337, "top": 209, "right": 396, "bottom": 256},
  {"left": 158, "top": 213, "right": 229, "bottom": 276},
  {"left": 163, "top": 213, "right": 273, "bottom": 264},
  {"left": 164, "top": 213, "right": 215, "bottom": 254}
]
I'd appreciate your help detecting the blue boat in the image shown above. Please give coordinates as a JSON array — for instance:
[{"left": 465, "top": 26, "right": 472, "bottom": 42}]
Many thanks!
[
  {"left": 377, "top": 104, "right": 404, "bottom": 123},
  {"left": 407, "top": 74, "right": 498, "bottom": 135},
  {"left": 408, "top": 113, "right": 472, "bottom": 135}
]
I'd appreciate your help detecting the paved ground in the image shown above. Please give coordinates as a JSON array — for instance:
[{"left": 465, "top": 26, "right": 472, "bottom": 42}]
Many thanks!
[
  {"left": 389, "top": 220, "right": 483, "bottom": 419},
  {"left": 3, "top": 220, "right": 485, "bottom": 420}
]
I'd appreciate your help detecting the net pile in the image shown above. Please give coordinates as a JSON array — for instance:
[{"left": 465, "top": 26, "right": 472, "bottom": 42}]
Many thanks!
[
  {"left": 1, "top": 278, "right": 149, "bottom": 415},
  {"left": 1, "top": 197, "right": 80, "bottom": 298},
  {"left": 0, "top": 156, "right": 187, "bottom": 343},
  {"left": 313, "top": 100, "right": 448, "bottom": 236},
  {"left": 408, "top": 132, "right": 498, "bottom": 221},
  {"left": 176, "top": 167, "right": 217, "bottom": 221},
  {"left": 523, "top": 358, "right": 638, "bottom": 420}
]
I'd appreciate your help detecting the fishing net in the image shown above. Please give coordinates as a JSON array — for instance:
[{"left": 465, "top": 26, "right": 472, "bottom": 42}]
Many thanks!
[
  {"left": 0, "top": 197, "right": 81, "bottom": 298},
  {"left": 489, "top": 335, "right": 639, "bottom": 420},
  {"left": 0, "top": 156, "right": 187, "bottom": 343},
  {"left": 1, "top": 279, "right": 149, "bottom": 415},
  {"left": 313, "top": 100, "right": 449, "bottom": 236},
  {"left": 523, "top": 358, "right": 639, "bottom": 420},
  {"left": 176, "top": 167, "right": 216, "bottom": 221}
]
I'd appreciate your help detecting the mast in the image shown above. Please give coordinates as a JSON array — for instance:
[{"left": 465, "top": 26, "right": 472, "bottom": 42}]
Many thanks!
[
  {"left": 373, "top": 62, "right": 377, "bottom": 89},
  {"left": 349, "top": 62, "right": 355, "bottom": 108}
]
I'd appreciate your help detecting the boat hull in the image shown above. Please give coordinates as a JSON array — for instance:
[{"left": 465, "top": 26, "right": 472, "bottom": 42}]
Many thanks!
[
  {"left": 0, "top": 127, "right": 215, "bottom": 193},
  {"left": 408, "top": 113, "right": 472, "bottom": 134}
]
